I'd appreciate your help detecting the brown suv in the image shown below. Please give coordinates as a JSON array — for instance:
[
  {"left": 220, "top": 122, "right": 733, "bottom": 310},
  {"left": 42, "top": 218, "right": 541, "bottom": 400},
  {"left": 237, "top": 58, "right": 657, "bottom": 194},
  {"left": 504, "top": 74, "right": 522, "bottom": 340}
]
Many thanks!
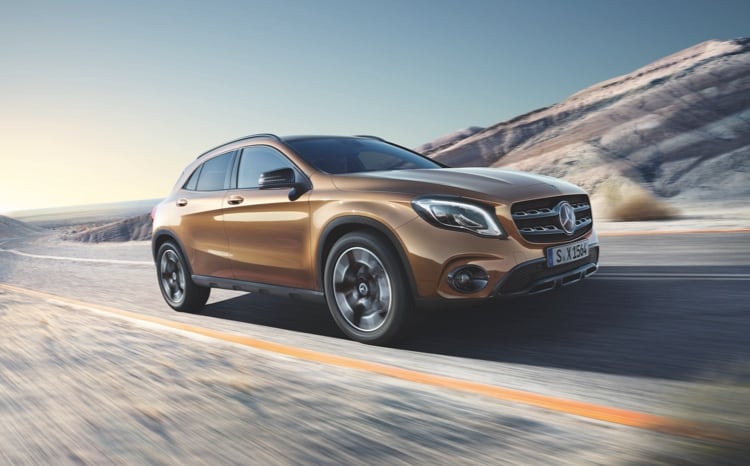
[{"left": 152, "top": 134, "right": 598, "bottom": 344}]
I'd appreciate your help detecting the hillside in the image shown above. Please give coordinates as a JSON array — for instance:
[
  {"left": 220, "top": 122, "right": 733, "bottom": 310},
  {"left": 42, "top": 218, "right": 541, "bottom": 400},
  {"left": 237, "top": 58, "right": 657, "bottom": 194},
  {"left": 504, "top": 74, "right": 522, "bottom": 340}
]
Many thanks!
[
  {"left": 0, "top": 215, "right": 46, "bottom": 239},
  {"left": 64, "top": 214, "right": 152, "bottom": 243},
  {"left": 415, "top": 126, "right": 484, "bottom": 154},
  {"left": 425, "top": 39, "right": 750, "bottom": 214},
  {"left": 8, "top": 199, "right": 161, "bottom": 228}
]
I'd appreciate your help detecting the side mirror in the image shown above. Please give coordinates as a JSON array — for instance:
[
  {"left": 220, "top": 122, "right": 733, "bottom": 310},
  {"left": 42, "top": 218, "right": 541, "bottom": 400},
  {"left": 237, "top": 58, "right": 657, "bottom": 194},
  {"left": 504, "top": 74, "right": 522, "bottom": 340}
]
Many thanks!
[
  {"left": 259, "top": 167, "right": 295, "bottom": 189},
  {"left": 258, "top": 168, "right": 310, "bottom": 201}
]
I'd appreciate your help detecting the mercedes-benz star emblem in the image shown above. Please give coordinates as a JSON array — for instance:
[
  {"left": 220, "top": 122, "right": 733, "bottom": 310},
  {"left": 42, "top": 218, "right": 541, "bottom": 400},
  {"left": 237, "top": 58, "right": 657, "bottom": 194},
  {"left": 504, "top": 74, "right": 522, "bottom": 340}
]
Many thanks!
[{"left": 557, "top": 201, "right": 576, "bottom": 235}]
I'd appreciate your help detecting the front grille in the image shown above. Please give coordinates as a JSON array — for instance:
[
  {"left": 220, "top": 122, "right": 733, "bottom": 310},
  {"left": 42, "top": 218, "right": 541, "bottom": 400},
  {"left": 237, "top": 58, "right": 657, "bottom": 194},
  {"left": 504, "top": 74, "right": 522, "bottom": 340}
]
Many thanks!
[
  {"left": 511, "top": 194, "right": 593, "bottom": 243},
  {"left": 496, "top": 246, "right": 599, "bottom": 295}
]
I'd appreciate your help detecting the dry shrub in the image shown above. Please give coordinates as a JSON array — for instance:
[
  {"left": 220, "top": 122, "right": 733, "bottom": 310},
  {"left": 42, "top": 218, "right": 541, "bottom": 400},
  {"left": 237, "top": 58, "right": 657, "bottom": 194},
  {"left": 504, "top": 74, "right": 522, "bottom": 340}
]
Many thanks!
[{"left": 592, "top": 181, "right": 679, "bottom": 221}]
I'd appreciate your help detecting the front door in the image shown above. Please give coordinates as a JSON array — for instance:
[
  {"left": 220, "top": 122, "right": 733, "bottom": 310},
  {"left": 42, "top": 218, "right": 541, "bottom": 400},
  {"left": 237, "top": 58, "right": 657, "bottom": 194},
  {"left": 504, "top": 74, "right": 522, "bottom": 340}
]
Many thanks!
[{"left": 222, "top": 145, "right": 313, "bottom": 289}]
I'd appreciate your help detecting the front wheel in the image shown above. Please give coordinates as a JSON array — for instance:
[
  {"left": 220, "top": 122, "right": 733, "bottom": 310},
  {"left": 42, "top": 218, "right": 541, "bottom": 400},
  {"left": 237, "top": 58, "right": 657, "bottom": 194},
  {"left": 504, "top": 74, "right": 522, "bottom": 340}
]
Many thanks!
[
  {"left": 156, "top": 241, "right": 210, "bottom": 312},
  {"left": 324, "top": 232, "right": 412, "bottom": 345}
]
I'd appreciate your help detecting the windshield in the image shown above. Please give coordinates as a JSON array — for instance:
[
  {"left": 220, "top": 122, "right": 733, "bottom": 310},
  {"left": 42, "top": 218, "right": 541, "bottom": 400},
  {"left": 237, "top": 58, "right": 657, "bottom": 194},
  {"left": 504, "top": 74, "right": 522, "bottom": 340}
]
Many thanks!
[{"left": 284, "top": 137, "right": 442, "bottom": 174}]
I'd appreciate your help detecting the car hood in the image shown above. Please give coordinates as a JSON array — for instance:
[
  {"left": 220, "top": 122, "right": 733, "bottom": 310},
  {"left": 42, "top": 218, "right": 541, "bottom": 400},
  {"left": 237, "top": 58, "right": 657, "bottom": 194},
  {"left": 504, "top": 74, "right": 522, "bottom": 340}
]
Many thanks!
[{"left": 330, "top": 167, "right": 585, "bottom": 204}]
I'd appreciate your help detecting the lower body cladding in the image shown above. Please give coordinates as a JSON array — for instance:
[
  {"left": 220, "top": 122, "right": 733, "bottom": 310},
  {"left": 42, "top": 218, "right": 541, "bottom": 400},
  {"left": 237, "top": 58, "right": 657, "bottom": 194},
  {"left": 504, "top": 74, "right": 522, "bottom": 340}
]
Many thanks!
[{"left": 492, "top": 246, "right": 599, "bottom": 297}]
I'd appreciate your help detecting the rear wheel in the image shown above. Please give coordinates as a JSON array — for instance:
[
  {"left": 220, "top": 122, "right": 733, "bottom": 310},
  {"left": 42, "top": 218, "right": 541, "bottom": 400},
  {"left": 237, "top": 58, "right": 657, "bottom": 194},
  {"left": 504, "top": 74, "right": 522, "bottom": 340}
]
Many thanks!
[
  {"left": 324, "top": 232, "right": 412, "bottom": 345},
  {"left": 157, "top": 241, "right": 210, "bottom": 312}
]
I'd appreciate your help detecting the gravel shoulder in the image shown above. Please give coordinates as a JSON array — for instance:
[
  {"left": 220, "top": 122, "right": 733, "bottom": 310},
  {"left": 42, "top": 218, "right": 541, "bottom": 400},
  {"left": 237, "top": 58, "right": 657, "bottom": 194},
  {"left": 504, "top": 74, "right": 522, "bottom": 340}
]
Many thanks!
[
  {"left": 0, "top": 288, "right": 706, "bottom": 464},
  {"left": 1, "top": 223, "right": 749, "bottom": 463},
  {"left": 595, "top": 203, "right": 750, "bottom": 234}
]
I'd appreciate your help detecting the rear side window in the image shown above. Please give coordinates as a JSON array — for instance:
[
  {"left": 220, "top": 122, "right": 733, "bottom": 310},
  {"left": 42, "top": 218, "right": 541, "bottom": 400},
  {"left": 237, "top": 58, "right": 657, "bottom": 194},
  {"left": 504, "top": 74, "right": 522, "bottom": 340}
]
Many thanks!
[
  {"left": 183, "top": 166, "right": 202, "bottom": 191},
  {"left": 195, "top": 151, "right": 235, "bottom": 191},
  {"left": 238, "top": 145, "right": 295, "bottom": 189}
]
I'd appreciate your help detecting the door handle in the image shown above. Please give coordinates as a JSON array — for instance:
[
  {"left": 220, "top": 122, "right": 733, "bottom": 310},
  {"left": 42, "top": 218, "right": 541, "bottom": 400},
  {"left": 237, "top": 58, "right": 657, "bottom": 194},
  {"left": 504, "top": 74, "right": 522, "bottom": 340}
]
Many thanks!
[
  {"left": 176, "top": 198, "right": 188, "bottom": 207},
  {"left": 227, "top": 195, "right": 244, "bottom": 205}
]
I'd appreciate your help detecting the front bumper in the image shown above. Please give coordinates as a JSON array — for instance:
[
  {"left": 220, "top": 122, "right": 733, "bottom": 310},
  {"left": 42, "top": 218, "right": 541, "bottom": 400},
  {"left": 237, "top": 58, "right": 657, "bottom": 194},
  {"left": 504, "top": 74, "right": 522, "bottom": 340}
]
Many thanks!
[
  {"left": 396, "top": 213, "right": 600, "bottom": 300},
  {"left": 492, "top": 246, "right": 599, "bottom": 297}
]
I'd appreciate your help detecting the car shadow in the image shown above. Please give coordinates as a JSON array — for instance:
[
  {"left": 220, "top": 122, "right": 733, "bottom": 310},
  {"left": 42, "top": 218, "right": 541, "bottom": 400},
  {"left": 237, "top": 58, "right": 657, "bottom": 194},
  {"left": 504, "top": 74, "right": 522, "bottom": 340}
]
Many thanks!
[{"left": 198, "top": 264, "right": 750, "bottom": 382}]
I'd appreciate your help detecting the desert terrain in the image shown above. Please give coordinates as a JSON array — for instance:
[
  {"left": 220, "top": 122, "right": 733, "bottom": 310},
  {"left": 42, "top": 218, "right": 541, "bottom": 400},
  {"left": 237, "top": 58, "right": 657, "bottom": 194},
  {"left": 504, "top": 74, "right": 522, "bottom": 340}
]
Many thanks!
[
  {"left": 1, "top": 205, "right": 749, "bottom": 463},
  {"left": 423, "top": 38, "right": 750, "bottom": 222},
  {"left": 1, "top": 38, "right": 749, "bottom": 463}
]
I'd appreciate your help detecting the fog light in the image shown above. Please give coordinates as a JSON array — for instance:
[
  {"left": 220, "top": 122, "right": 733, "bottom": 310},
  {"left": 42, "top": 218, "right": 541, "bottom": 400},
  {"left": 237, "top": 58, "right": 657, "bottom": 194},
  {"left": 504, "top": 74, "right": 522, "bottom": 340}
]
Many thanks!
[{"left": 447, "top": 266, "right": 489, "bottom": 293}]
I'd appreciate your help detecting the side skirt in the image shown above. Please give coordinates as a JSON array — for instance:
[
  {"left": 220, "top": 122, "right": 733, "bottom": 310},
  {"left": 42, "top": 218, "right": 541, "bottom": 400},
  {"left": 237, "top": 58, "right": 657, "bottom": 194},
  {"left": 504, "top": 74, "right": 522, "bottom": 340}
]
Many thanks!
[{"left": 192, "top": 275, "right": 325, "bottom": 304}]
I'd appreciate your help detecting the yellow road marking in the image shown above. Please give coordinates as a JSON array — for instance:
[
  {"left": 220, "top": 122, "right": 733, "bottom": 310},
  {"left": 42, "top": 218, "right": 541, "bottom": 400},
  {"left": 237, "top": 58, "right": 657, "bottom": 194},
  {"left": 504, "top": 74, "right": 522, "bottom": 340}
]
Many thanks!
[{"left": 0, "top": 283, "right": 735, "bottom": 442}]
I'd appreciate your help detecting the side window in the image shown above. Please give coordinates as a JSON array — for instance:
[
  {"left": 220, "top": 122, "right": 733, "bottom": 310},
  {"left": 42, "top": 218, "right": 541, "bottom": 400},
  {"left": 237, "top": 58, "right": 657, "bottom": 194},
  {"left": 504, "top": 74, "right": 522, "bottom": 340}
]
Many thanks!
[
  {"left": 183, "top": 166, "right": 202, "bottom": 191},
  {"left": 238, "top": 145, "right": 295, "bottom": 189},
  {"left": 196, "top": 151, "right": 235, "bottom": 191}
]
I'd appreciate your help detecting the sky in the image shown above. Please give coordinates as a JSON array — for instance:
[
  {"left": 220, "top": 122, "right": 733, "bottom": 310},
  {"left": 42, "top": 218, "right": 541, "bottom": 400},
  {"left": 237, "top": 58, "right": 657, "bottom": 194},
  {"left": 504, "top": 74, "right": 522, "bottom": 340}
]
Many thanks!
[{"left": 1, "top": 0, "right": 748, "bottom": 213}]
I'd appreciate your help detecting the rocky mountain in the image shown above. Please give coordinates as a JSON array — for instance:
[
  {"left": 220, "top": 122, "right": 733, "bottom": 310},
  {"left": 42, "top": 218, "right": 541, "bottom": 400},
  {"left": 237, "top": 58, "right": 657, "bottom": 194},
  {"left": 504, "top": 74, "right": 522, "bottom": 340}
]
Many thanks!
[
  {"left": 415, "top": 126, "right": 484, "bottom": 154},
  {"left": 64, "top": 213, "right": 152, "bottom": 243},
  {"left": 423, "top": 38, "right": 750, "bottom": 217}
]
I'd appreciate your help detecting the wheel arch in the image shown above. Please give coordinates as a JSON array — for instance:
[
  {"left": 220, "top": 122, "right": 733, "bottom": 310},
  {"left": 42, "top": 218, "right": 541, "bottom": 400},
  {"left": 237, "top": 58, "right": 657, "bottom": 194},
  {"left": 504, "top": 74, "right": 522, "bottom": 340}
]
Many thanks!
[
  {"left": 152, "top": 229, "right": 196, "bottom": 277},
  {"left": 316, "top": 216, "right": 417, "bottom": 300}
]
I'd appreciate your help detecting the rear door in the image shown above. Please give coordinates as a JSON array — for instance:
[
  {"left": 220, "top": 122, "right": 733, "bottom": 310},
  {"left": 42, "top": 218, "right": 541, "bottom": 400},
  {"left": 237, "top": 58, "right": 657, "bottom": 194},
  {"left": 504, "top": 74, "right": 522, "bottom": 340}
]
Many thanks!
[
  {"left": 223, "top": 145, "right": 313, "bottom": 289},
  {"left": 174, "top": 151, "right": 235, "bottom": 279}
]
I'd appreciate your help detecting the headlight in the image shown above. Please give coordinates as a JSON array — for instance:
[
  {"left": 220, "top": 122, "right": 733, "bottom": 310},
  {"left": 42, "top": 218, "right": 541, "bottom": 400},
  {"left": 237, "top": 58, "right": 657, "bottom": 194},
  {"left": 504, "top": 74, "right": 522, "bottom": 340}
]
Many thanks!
[{"left": 412, "top": 197, "right": 505, "bottom": 238}]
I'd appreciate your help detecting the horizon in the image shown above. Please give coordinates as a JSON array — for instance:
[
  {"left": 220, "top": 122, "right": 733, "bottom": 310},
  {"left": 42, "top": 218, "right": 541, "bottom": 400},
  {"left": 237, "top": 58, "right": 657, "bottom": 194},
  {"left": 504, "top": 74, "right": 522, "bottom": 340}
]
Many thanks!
[
  {"left": 2, "top": 197, "right": 163, "bottom": 218},
  {"left": 2, "top": 0, "right": 749, "bottom": 213}
]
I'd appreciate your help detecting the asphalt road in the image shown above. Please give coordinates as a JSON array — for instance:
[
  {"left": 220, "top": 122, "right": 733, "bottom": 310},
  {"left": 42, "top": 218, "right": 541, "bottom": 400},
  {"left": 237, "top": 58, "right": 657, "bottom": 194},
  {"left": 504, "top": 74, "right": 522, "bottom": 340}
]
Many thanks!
[{"left": 1, "top": 232, "right": 749, "bottom": 462}]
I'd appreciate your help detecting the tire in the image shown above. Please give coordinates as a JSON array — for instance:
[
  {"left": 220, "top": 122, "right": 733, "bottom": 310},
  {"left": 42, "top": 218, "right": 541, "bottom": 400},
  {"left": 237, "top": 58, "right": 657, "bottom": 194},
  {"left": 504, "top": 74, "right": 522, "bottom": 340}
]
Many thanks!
[
  {"left": 324, "top": 232, "right": 412, "bottom": 345},
  {"left": 156, "top": 241, "right": 210, "bottom": 312}
]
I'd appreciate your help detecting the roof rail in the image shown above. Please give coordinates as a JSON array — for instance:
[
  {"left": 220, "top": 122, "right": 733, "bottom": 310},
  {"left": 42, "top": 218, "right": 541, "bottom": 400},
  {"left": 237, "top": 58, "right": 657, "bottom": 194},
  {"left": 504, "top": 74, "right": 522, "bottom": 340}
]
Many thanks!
[
  {"left": 196, "top": 133, "right": 282, "bottom": 159},
  {"left": 354, "top": 134, "right": 386, "bottom": 141},
  {"left": 251, "top": 133, "right": 282, "bottom": 142}
]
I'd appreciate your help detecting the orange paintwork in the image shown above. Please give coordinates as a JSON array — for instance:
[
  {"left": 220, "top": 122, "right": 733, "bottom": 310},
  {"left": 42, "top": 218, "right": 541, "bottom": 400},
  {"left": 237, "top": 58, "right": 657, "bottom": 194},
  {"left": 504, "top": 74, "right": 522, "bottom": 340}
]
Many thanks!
[{"left": 152, "top": 134, "right": 598, "bottom": 300}]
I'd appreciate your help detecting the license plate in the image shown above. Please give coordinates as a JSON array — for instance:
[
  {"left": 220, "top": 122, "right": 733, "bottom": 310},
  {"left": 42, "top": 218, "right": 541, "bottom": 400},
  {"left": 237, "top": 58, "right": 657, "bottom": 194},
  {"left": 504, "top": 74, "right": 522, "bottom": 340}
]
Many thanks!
[{"left": 547, "top": 239, "right": 589, "bottom": 267}]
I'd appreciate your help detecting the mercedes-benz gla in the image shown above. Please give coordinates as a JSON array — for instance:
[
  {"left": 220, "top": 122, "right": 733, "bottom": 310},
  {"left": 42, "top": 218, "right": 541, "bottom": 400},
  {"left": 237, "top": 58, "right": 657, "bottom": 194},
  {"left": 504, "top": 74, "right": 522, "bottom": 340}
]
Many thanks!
[{"left": 152, "top": 134, "right": 599, "bottom": 344}]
